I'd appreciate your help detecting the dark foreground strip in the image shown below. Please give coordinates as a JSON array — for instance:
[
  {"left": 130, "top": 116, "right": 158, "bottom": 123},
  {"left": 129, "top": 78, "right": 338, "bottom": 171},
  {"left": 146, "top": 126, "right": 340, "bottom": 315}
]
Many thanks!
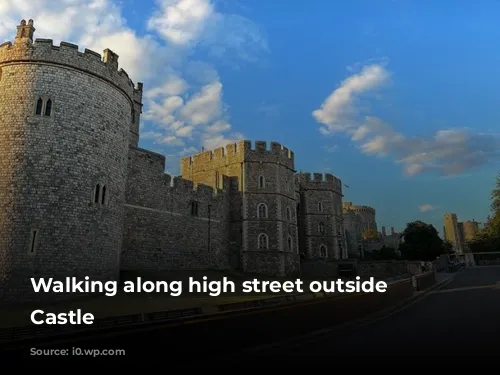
[{"left": 2, "top": 279, "right": 414, "bottom": 365}]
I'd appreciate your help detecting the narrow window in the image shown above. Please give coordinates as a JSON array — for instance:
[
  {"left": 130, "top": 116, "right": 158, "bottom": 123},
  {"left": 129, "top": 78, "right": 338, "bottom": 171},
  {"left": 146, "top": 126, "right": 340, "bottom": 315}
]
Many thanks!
[
  {"left": 318, "top": 202, "right": 323, "bottom": 212},
  {"left": 215, "top": 171, "right": 220, "bottom": 189},
  {"left": 131, "top": 108, "right": 136, "bottom": 124},
  {"left": 287, "top": 236, "right": 292, "bottom": 252},
  {"left": 257, "top": 203, "right": 268, "bottom": 218},
  {"left": 319, "top": 222, "right": 325, "bottom": 234},
  {"left": 94, "top": 184, "right": 100, "bottom": 203},
  {"left": 258, "top": 233, "right": 268, "bottom": 249},
  {"left": 35, "top": 98, "right": 43, "bottom": 115},
  {"left": 30, "top": 230, "right": 38, "bottom": 253},
  {"left": 320, "top": 245, "right": 327, "bottom": 258},
  {"left": 191, "top": 201, "right": 199, "bottom": 216},
  {"left": 258, "top": 175, "right": 265, "bottom": 188},
  {"left": 286, "top": 207, "right": 291, "bottom": 221},
  {"left": 101, "top": 185, "right": 106, "bottom": 205},
  {"left": 44, "top": 99, "right": 52, "bottom": 116}
]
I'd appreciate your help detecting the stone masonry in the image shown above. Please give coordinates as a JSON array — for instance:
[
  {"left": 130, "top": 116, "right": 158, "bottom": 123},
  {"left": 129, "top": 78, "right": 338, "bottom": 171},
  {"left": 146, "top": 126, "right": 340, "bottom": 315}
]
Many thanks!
[{"left": 0, "top": 21, "right": 357, "bottom": 303}]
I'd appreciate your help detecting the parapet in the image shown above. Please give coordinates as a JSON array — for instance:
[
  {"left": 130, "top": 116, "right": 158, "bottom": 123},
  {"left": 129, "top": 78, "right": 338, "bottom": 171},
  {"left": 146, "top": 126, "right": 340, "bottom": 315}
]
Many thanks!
[
  {"left": 180, "top": 140, "right": 295, "bottom": 173},
  {"left": 0, "top": 20, "right": 142, "bottom": 103},
  {"left": 295, "top": 172, "right": 342, "bottom": 193},
  {"left": 346, "top": 204, "right": 376, "bottom": 215},
  {"left": 128, "top": 147, "right": 229, "bottom": 205}
]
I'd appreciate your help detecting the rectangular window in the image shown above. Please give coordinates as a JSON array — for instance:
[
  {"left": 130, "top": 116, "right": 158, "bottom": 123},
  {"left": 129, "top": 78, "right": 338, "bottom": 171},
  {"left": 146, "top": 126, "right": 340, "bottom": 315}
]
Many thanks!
[{"left": 29, "top": 228, "right": 39, "bottom": 254}]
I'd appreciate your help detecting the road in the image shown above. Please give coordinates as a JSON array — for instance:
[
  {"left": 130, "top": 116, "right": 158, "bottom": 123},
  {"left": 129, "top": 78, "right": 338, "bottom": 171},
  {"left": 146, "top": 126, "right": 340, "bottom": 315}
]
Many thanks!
[
  {"left": 236, "top": 266, "right": 500, "bottom": 358},
  {"left": 5, "top": 267, "right": 499, "bottom": 364}
]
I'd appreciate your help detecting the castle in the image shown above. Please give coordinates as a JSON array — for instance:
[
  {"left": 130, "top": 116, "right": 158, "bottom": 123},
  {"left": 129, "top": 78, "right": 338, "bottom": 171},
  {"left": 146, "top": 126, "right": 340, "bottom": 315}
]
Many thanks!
[{"left": 0, "top": 21, "right": 385, "bottom": 303}]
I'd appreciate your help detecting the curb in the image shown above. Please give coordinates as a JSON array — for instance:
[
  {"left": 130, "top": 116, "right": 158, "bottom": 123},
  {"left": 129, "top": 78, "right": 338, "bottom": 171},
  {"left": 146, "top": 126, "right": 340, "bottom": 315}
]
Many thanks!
[{"left": 237, "top": 270, "right": 462, "bottom": 355}]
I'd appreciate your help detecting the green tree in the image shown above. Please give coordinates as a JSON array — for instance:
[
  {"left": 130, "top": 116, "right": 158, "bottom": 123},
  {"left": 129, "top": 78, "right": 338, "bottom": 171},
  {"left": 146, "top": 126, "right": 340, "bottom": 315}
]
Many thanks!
[
  {"left": 442, "top": 240, "right": 453, "bottom": 254},
  {"left": 399, "top": 221, "right": 445, "bottom": 261},
  {"left": 468, "top": 174, "right": 500, "bottom": 252},
  {"left": 491, "top": 173, "right": 500, "bottom": 213},
  {"left": 364, "top": 246, "right": 399, "bottom": 261}
]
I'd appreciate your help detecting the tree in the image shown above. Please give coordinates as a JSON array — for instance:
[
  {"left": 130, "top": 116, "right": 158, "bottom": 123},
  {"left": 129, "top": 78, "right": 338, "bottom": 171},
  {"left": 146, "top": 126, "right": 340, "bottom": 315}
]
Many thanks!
[
  {"left": 491, "top": 173, "right": 500, "bottom": 213},
  {"left": 363, "top": 246, "right": 399, "bottom": 261},
  {"left": 468, "top": 174, "right": 500, "bottom": 252},
  {"left": 399, "top": 221, "right": 445, "bottom": 261},
  {"left": 443, "top": 240, "right": 453, "bottom": 254}
]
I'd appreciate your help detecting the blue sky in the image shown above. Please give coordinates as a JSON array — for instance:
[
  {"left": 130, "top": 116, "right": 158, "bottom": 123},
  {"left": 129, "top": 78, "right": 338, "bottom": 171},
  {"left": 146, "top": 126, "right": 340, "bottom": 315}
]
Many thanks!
[{"left": 1, "top": 0, "right": 499, "bottom": 234}]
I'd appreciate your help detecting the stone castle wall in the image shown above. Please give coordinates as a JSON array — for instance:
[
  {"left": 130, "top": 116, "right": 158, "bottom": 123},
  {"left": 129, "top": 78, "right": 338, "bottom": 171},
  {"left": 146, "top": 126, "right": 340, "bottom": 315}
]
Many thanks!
[
  {"left": 121, "top": 147, "right": 232, "bottom": 271},
  {"left": 0, "top": 21, "right": 412, "bottom": 305},
  {"left": 296, "top": 173, "right": 347, "bottom": 261},
  {"left": 181, "top": 140, "right": 300, "bottom": 276},
  {"left": 0, "top": 22, "right": 137, "bottom": 302}
]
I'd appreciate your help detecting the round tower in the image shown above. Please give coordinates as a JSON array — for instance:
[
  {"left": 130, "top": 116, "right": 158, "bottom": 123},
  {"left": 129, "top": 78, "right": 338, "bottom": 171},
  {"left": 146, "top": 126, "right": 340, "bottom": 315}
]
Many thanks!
[{"left": 0, "top": 20, "right": 141, "bottom": 303}]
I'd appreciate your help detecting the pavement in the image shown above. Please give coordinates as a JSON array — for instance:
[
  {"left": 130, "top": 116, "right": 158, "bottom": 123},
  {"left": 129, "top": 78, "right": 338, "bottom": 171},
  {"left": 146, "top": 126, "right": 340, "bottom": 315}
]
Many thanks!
[
  {"left": 236, "top": 266, "right": 500, "bottom": 358},
  {"left": 6, "top": 268, "right": 489, "bottom": 365}
]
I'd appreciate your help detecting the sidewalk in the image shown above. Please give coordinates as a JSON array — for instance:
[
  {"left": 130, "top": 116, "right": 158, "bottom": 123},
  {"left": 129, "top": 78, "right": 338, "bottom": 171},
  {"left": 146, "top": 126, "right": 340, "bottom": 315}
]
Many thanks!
[{"left": 436, "top": 271, "right": 456, "bottom": 284}]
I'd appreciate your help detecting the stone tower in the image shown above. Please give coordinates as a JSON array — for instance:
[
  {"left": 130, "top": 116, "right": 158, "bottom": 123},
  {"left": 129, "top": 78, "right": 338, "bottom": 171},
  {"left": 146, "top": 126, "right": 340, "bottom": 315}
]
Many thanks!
[
  {"left": 180, "top": 140, "right": 300, "bottom": 276},
  {"left": 296, "top": 173, "right": 346, "bottom": 261},
  {"left": 0, "top": 20, "right": 143, "bottom": 302}
]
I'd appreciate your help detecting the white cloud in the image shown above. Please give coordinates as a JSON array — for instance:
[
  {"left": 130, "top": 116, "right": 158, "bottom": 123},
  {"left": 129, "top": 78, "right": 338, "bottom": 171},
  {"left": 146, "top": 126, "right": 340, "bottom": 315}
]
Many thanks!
[
  {"left": 148, "top": 0, "right": 214, "bottom": 46},
  {"left": 313, "top": 64, "right": 500, "bottom": 176},
  {"left": 0, "top": 0, "right": 268, "bottom": 172},
  {"left": 419, "top": 204, "right": 437, "bottom": 213},
  {"left": 147, "top": 0, "right": 268, "bottom": 64}
]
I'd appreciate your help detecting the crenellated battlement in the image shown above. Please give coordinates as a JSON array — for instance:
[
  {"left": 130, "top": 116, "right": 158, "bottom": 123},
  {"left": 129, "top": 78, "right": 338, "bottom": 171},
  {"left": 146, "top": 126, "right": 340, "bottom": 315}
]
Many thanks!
[
  {"left": 0, "top": 20, "right": 143, "bottom": 103},
  {"left": 127, "top": 147, "right": 229, "bottom": 213},
  {"left": 343, "top": 202, "right": 376, "bottom": 215},
  {"left": 295, "top": 172, "right": 342, "bottom": 193},
  {"left": 166, "top": 175, "right": 229, "bottom": 201},
  {"left": 180, "top": 140, "right": 295, "bottom": 174}
]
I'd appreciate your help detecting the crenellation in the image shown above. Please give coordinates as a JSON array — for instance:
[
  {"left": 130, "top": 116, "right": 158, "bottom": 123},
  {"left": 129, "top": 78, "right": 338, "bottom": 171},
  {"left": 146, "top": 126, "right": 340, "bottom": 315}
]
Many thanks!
[
  {"left": 270, "top": 141, "right": 281, "bottom": 152},
  {"left": 172, "top": 177, "right": 194, "bottom": 192},
  {"left": 297, "top": 172, "right": 312, "bottom": 181},
  {"left": 83, "top": 48, "right": 102, "bottom": 62},
  {"left": 33, "top": 38, "right": 53, "bottom": 51},
  {"left": 0, "top": 22, "right": 137, "bottom": 104},
  {"left": 119, "top": 68, "right": 129, "bottom": 79},
  {"left": 213, "top": 146, "right": 225, "bottom": 158},
  {"left": 60, "top": 41, "right": 79, "bottom": 50},
  {"left": 133, "top": 82, "right": 143, "bottom": 102},
  {"left": 0, "top": 20, "right": 375, "bottom": 303},
  {"left": 255, "top": 140, "right": 267, "bottom": 150},
  {"left": 162, "top": 173, "right": 172, "bottom": 186},
  {"left": 239, "top": 140, "right": 252, "bottom": 153},
  {"left": 296, "top": 172, "right": 342, "bottom": 194},
  {"left": 225, "top": 142, "right": 238, "bottom": 156}
]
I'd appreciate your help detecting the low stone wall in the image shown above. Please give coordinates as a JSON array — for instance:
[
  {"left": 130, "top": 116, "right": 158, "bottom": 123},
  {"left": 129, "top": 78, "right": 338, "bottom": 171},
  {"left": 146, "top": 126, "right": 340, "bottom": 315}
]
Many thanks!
[
  {"left": 300, "top": 259, "right": 339, "bottom": 280},
  {"left": 406, "top": 261, "right": 424, "bottom": 275},
  {"left": 357, "top": 260, "right": 408, "bottom": 279},
  {"left": 414, "top": 271, "right": 436, "bottom": 291},
  {"left": 1, "top": 278, "right": 415, "bottom": 352}
]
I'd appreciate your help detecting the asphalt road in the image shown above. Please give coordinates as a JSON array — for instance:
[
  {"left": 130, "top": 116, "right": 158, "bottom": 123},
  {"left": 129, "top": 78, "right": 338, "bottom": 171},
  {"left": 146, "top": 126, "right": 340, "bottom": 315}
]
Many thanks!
[
  {"left": 237, "top": 266, "right": 500, "bottom": 358},
  {"left": 6, "top": 267, "right": 498, "bottom": 364}
]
